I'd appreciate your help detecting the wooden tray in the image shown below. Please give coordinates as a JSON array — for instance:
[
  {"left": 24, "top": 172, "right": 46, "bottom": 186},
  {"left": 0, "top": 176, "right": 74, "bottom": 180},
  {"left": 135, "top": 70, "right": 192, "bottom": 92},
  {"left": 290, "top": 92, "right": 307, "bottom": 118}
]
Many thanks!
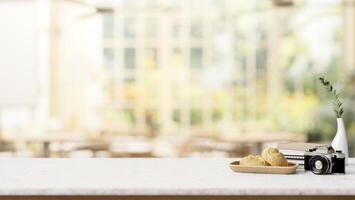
[{"left": 229, "top": 161, "right": 299, "bottom": 174}]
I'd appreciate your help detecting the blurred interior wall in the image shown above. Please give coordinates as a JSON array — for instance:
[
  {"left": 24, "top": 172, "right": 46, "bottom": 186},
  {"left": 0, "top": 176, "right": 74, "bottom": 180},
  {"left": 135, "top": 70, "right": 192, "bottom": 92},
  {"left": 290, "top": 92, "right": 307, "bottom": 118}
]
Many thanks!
[
  {"left": 0, "top": 0, "right": 102, "bottom": 131},
  {"left": 0, "top": 0, "right": 49, "bottom": 131}
]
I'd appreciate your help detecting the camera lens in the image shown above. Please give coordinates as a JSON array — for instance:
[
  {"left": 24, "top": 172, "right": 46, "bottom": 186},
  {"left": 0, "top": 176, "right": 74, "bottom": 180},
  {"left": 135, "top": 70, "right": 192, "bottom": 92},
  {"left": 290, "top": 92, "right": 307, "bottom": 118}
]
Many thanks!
[{"left": 309, "top": 155, "right": 331, "bottom": 175}]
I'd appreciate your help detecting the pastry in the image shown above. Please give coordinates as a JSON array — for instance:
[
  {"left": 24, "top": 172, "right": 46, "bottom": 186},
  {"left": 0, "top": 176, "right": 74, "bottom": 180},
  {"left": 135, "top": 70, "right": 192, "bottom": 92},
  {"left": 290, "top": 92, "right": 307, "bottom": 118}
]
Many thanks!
[
  {"left": 239, "top": 155, "right": 269, "bottom": 166},
  {"left": 261, "top": 147, "right": 288, "bottom": 166}
]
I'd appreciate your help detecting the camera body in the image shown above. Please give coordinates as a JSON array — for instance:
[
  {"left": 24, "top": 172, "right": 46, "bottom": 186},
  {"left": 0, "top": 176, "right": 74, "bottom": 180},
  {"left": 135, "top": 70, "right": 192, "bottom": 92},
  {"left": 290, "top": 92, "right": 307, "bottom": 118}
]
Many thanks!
[{"left": 304, "top": 145, "right": 345, "bottom": 174}]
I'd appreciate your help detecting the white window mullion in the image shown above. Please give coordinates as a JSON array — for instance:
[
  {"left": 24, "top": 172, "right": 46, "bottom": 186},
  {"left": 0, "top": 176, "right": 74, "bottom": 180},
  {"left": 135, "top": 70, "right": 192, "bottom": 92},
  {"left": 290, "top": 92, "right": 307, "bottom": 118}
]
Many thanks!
[
  {"left": 180, "top": 1, "right": 191, "bottom": 135},
  {"left": 114, "top": 6, "right": 124, "bottom": 110},
  {"left": 202, "top": 16, "right": 212, "bottom": 129},
  {"left": 159, "top": 12, "right": 173, "bottom": 135},
  {"left": 266, "top": 7, "right": 282, "bottom": 112},
  {"left": 343, "top": 0, "right": 355, "bottom": 72},
  {"left": 246, "top": 44, "right": 257, "bottom": 121},
  {"left": 135, "top": 12, "right": 145, "bottom": 132}
]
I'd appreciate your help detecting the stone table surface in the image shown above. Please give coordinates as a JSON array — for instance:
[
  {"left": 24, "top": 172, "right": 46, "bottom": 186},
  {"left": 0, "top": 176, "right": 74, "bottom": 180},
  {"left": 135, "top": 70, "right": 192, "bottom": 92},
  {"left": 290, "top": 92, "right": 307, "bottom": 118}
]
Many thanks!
[{"left": 0, "top": 158, "right": 354, "bottom": 196}]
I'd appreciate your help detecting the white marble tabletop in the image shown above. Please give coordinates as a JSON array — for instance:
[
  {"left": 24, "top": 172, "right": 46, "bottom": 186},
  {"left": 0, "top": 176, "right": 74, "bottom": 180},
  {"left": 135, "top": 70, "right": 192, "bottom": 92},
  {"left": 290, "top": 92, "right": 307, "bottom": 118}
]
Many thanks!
[{"left": 0, "top": 158, "right": 354, "bottom": 196}]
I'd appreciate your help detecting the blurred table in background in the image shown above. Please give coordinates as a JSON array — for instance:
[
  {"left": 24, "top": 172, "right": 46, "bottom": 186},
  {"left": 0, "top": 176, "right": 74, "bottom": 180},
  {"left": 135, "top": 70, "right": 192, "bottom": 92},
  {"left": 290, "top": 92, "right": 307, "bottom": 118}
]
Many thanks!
[
  {"left": 0, "top": 131, "right": 306, "bottom": 158},
  {"left": 221, "top": 132, "right": 306, "bottom": 154},
  {"left": 176, "top": 132, "right": 306, "bottom": 157},
  {"left": 1, "top": 132, "right": 108, "bottom": 157}
]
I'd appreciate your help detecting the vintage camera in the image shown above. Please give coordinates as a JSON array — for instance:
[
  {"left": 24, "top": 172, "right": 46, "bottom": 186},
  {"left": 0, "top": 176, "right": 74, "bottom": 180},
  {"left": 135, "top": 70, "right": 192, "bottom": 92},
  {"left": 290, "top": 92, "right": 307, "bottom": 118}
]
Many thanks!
[{"left": 304, "top": 145, "right": 345, "bottom": 175}]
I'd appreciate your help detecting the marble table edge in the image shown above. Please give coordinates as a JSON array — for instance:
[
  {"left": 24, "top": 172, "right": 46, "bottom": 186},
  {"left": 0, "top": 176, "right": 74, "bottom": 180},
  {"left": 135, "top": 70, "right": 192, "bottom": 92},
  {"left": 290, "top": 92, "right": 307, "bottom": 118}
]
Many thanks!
[{"left": 0, "top": 188, "right": 354, "bottom": 196}]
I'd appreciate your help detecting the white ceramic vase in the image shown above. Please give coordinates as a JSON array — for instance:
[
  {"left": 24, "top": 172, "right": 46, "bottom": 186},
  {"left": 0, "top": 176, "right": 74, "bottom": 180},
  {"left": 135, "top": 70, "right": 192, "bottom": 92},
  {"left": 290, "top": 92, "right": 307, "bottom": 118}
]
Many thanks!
[{"left": 331, "top": 118, "right": 348, "bottom": 163}]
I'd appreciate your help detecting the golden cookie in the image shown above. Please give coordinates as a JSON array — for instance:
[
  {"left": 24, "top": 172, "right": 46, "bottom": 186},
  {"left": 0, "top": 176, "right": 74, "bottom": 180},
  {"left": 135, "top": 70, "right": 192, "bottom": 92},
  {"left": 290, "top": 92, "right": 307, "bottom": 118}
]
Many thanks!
[
  {"left": 261, "top": 147, "right": 288, "bottom": 166},
  {"left": 240, "top": 155, "right": 269, "bottom": 166}
]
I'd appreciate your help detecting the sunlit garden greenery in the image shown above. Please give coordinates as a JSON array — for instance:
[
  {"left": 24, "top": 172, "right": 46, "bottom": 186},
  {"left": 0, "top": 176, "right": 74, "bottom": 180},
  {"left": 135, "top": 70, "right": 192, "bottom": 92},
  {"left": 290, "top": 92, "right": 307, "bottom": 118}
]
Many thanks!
[{"left": 100, "top": 0, "right": 355, "bottom": 156}]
